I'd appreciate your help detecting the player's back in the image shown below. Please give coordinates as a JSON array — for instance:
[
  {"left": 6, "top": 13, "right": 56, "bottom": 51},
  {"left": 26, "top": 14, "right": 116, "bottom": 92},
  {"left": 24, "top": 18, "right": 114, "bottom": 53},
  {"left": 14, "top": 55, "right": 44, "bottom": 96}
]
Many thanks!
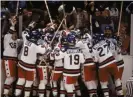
[
  {"left": 20, "top": 40, "right": 46, "bottom": 65},
  {"left": 76, "top": 40, "right": 92, "bottom": 59},
  {"left": 93, "top": 40, "right": 116, "bottom": 68},
  {"left": 63, "top": 47, "right": 85, "bottom": 76}
]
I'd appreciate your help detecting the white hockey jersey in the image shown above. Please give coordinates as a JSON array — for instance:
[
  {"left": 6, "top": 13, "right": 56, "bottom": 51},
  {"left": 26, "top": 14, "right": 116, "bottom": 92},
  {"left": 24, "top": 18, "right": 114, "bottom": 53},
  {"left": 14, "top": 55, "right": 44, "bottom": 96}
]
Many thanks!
[
  {"left": 61, "top": 47, "right": 85, "bottom": 76},
  {"left": 52, "top": 44, "right": 64, "bottom": 73},
  {"left": 18, "top": 31, "right": 46, "bottom": 71},
  {"left": 3, "top": 33, "right": 21, "bottom": 60},
  {"left": 106, "top": 38, "right": 124, "bottom": 68},
  {"left": 92, "top": 40, "right": 116, "bottom": 68},
  {"left": 76, "top": 40, "right": 94, "bottom": 66}
]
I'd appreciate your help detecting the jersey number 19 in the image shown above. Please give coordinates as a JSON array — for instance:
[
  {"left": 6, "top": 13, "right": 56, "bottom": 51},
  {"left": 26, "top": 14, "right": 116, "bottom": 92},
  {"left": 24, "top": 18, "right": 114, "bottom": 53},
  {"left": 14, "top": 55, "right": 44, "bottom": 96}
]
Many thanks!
[{"left": 69, "top": 54, "right": 79, "bottom": 65}]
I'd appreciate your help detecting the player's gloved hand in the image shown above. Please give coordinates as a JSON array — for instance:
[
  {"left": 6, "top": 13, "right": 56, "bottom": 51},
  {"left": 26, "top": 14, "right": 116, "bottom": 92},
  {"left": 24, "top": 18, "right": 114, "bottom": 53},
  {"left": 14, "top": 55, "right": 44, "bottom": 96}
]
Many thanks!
[
  {"left": 28, "top": 21, "right": 36, "bottom": 29},
  {"left": 46, "top": 46, "right": 52, "bottom": 55},
  {"left": 9, "top": 15, "right": 17, "bottom": 26},
  {"left": 47, "top": 46, "right": 52, "bottom": 51}
]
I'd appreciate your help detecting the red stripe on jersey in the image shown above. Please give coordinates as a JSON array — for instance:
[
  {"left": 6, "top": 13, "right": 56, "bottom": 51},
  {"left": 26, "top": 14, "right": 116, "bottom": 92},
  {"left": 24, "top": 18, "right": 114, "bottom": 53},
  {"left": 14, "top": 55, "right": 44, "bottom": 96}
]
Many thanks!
[
  {"left": 32, "top": 86, "right": 38, "bottom": 90},
  {"left": 25, "top": 87, "right": 31, "bottom": 91},
  {"left": 60, "top": 90, "right": 66, "bottom": 94},
  {"left": 54, "top": 66, "right": 63, "bottom": 71},
  {"left": 102, "top": 88, "right": 109, "bottom": 92},
  {"left": 3, "top": 56, "right": 18, "bottom": 61},
  {"left": 88, "top": 89, "right": 97, "bottom": 93},
  {"left": 67, "top": 92, "right": 74, "bottom": 97},
  {"left": 38, "top": 89, "right": 45, "bottom": 93},
  {"left": 63, "top": 69, "right": 80, "bottom": 74},
  {"left": 115, "top": 85, "right": 122, "bottom": 91},
  {"left": 84, "top": 58, "right": 94, "bottom": 64},
  {"left": 4, "top": 84, "right": 11, "bottom": 89},
  {"left": 16, "top": 85, "right": 23, "bottom": 89},
  {"left": 116, "top": 60, "right": 124, "bottom": 66},
  {"left": 19, "top": 60, "right": 35, "bottom": 69},
  {"left": 99, "top": 56, "right": 115, "bottom": 67}
]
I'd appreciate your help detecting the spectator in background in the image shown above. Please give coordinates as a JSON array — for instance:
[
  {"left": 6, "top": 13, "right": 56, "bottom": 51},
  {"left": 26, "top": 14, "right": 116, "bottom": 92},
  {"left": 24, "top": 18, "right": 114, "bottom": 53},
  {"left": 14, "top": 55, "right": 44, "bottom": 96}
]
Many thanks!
[
  {"left": 119, "top": 23, "right": 130, "bottom": 55},
  {"left": 126, "top": 2, "right": 133, "bottom": 14},
  {"left": 110, "top": 2, "right": 119, "bottom": 17},
  {"left": 58, "top": 3, "right": 77, "bottom": 30},
  {"left": 8, "top": 1, "right": 26, "bottom": 13},
  {"left": 92, "top": 8, "right": 102, "bottom": 34},
  {"left": 74, "top": 2, "right": 89, "bottom": 30},
  {"left": 1, "top": 1, "right": 10, "bottom": 36},
  {"left": 23, "top": 9, "right": 32, "bottom": 29},
  {"left": 100, "top": 7, "right": 113, "bottom": 33},
  {"left": 109, "top": 2, "right": 119, "bottom": 33}
]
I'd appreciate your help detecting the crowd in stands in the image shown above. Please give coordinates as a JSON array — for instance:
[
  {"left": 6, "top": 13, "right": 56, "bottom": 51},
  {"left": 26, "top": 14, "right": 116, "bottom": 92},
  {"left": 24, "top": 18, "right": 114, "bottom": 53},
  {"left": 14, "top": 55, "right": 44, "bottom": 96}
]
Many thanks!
[{"left": 1, "top": 1, "right": 133, "bottom": 55}]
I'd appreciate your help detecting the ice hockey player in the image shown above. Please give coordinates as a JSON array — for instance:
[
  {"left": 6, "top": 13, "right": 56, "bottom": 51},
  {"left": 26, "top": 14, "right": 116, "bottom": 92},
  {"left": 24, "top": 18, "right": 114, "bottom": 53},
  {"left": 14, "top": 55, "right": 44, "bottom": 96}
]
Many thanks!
[
  {"left": 3, "top": 16, "right": 22, "bottom": 97},
  {"left": 57, "top": 33, "right": 85, "bottom": 97},
  {"left": 14, "top": 22, "right": 47, "bottom": 97},
  {"left": 76, "top": 32, "right": 98, "bottom": 97},
  {"left": 104, "top": 26, "right": 124, "bottom": 80},
  {"left": 92, "top": 33, "right": 124, "bottom": 97}
]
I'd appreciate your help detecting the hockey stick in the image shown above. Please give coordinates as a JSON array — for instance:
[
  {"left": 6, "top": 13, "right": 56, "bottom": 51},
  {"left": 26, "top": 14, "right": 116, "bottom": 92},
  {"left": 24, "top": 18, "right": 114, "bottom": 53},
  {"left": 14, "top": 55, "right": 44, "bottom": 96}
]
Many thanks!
[
  {"left": 38, "top": 17, "right": 66, "bottom": 69},
  {"left": 117, "top": 1, "right": 123, "bottom": 36},
  {"left": 16, "top": 0, "right": 19, "bottom": 16},
  {"left": 62, "top": 2, "right": 67, "bottom": 27},
  {"left": 90, "top": 14, "right": 93, "bottom": 36},
  {"left": 44, "top": 0, "right": 53, "bottom": 24},
  {"left": 38, "top": 0, "right": 54, "bottom": 66},
  {"left": 49, "top": 16, "right": 67, "bottom": 46}
]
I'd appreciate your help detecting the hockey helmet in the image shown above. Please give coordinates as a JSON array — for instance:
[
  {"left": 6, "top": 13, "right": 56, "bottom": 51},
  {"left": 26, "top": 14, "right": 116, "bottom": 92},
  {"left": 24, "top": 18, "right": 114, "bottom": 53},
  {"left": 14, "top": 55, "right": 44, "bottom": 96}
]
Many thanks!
[{"left": 67, "top": 33, "right": 76, "bottom": 46}]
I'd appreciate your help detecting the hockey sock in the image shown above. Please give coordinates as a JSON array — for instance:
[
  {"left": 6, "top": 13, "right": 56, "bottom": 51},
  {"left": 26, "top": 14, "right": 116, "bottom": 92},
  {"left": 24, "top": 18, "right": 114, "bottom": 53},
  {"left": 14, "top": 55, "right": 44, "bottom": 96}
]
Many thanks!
[
  {"left": 24, "top": 80, "right": 33, "bottom": 97},
  {"left": 3, "top": 77, "right": 15, "bottom": 95},
  {"left": 46, "top": 83, "right": 51, "bottom": 97},
  {"left": 60, "top": 80, "right": 66, "bottom": 97},
  {"left": 52, "top": 81, "right": 58, "bottom": 97},
  {"left": 115, "top": 79, "right": 124, "bottom": 96},
  {"left": 38, "top": 80, "right": 46, "bottom": 97},
  {"left": 100, "top": 82, "right": 109, "bottom": 97},
  {"left": 15, "top": 78, "right": 25, "bottom": 96}
]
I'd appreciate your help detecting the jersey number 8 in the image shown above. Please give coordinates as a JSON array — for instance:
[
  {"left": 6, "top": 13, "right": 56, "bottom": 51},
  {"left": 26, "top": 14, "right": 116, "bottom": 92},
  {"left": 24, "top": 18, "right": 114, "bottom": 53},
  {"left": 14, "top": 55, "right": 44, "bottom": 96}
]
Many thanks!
[{"left": 24, "top": 46, "right": 28, "bottom": 56}]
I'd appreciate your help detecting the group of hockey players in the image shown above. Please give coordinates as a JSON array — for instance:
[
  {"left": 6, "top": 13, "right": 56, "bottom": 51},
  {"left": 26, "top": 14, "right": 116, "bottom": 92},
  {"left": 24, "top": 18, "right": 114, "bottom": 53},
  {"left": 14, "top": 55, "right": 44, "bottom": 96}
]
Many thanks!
[{"left": 2, "top": 13, "right": 125, "bottom": 97}]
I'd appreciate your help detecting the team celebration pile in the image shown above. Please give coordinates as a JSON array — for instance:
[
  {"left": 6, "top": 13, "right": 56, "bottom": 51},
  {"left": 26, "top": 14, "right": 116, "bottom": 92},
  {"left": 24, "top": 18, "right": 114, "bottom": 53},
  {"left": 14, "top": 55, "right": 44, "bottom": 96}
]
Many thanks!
[{"left": 1, "top": 1, "right": 133, "bottom": 97}]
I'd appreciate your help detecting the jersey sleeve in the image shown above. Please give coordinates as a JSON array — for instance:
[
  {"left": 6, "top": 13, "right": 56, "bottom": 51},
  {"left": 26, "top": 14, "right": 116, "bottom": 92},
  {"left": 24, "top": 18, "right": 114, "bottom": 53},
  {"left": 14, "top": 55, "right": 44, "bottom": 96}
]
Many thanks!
[
  {"left": 54, "top": 59, "right": 63, "bottom": 67},
  {"left": 36, "top": 45, "right": 46, "bottom": 54},
  {"left": 50, "top": 51, "right": 55, "bottom": 60},
  {"left": 75, "top": 41, "right": 81, "bottom": 48},
  {"left": 92, "top": 48, "right": 99, "bottom": 62},
  {"left": 22, "top": 28, "right": 30, "bottom": 41},
  {"left": 114, "top": 51, "right": 123, "bottom": 61},
  {"left": 4, "top": 34, "right": 10, "bottom": 49},
  {"left": 80, "top": 53, "right": 85, "bottom": 64},
  {"left": 54, "top": 50, "right": 65, "bottom": 60}
]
